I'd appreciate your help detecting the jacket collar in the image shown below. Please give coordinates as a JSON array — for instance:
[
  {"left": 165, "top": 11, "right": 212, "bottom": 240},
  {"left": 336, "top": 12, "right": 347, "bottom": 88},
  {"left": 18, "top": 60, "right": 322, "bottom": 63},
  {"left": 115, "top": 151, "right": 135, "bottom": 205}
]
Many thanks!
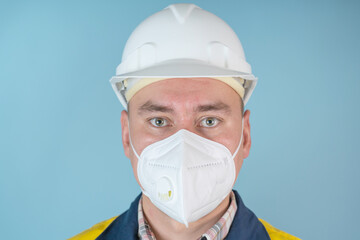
[{"left": 96, "top": 190, "right": 270, "bottom": 240}]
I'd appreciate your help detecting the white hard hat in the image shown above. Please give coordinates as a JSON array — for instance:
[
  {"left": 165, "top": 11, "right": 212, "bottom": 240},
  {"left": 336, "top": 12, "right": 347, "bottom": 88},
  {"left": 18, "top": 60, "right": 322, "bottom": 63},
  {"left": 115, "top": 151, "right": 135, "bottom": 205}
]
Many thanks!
[{"left": 110, "top": 3, "right": 257, "bottom": 110}]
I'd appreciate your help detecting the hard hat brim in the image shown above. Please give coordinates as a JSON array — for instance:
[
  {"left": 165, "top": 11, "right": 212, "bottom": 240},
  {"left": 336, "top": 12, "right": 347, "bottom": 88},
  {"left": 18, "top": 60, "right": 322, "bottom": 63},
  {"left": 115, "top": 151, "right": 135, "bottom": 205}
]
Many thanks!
[
  {"left": 110, "top": 59, "right": 257, "bottom": 110},
  {"left": 114, "top": 59, "right": 257, "bottom": 80}
]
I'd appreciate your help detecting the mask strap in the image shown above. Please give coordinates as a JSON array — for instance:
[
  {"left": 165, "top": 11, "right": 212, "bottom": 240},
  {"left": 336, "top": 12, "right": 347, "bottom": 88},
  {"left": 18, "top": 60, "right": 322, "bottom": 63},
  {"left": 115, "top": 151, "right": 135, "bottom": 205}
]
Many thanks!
[
  {"left": 128, "top": 122, "right": 142, "bottom": 160},
  {"left": 232, "top": 118, "right": 244, "bottom": 159}
]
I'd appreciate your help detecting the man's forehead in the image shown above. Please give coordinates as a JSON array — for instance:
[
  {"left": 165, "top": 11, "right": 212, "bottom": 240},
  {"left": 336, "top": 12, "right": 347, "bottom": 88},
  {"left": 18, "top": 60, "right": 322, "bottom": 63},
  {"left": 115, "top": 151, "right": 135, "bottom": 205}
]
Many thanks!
[
  {"left": 126, "top": 77, "right": 244, "bottom": 106},
  {"left": 126, "top": 77, "right": 243, "bottom": 114}
]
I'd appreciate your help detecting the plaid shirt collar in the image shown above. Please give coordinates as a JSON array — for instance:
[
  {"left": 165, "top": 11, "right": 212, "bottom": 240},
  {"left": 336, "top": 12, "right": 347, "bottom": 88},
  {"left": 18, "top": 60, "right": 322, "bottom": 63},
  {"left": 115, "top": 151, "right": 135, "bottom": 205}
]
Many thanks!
[{"left": 138, "top": 191, "right": 238, "bottom": 240}]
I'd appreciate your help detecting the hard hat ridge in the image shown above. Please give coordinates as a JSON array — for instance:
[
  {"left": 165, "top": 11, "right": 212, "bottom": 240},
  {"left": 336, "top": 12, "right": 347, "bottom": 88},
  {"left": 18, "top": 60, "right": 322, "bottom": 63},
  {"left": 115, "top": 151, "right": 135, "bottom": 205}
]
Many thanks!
[{"left": 166, "top": 3, "right": 199, "bottom": 24}]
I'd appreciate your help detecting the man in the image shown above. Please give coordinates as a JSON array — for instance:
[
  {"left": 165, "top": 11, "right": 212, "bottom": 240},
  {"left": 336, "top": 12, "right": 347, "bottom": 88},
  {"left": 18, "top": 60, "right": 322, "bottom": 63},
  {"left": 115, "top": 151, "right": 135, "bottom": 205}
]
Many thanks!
[{"left": 70, "top": 4, "right": 299, "bottom": 240}]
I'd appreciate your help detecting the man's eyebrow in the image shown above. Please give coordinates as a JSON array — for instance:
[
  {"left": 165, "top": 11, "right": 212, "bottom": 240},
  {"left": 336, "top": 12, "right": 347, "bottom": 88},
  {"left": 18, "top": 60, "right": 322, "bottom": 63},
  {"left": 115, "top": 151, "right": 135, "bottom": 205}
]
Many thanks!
[
  {"left": 138, "top": 100, "right": 174, "bottom": 114},
  {"left": 195, "top": 102, "right": 231, "bottom": 113}
]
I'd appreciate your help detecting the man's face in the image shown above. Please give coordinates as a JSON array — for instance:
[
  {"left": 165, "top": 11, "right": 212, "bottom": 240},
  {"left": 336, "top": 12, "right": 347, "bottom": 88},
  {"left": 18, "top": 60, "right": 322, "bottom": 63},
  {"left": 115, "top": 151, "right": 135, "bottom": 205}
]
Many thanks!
[{"left": 121, "top": 78, "right": 251, "bottom": 188}]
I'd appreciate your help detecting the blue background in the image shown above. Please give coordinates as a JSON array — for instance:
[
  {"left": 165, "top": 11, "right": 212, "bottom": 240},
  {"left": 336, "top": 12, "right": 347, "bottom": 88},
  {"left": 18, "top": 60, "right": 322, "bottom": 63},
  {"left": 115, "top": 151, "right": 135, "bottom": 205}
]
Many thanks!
[{"left": 1, "top": 0, "right": 359, "bottom": 239}]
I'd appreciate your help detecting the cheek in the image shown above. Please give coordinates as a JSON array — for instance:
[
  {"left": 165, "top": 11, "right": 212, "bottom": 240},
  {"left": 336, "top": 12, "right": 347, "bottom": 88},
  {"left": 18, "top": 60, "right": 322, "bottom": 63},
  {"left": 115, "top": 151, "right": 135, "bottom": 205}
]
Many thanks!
[
  {"left": 214, "top": 126, "right": 242, "bottom": 155},
  {"left": 132, "top": 132, "right": 162, "bottom": 155},
  {"left": 129, "top": 124, "right": 154, "bottom": 154},
  {"left": 129, "top": 118, "right": 170, "bottom": 154},
  {"left": 212, "top": 115, "right": 243, "bottom": 154}
]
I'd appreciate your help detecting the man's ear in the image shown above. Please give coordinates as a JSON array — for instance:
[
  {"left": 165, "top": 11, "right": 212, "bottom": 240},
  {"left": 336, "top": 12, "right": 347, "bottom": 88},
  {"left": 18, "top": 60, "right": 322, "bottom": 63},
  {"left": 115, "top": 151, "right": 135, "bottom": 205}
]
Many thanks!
[
  {"left": 242, "top": 110, "right": 252, "bottom": 159},
  {"left": 121, "top": 110, "right": 130, "bottom": 158}
]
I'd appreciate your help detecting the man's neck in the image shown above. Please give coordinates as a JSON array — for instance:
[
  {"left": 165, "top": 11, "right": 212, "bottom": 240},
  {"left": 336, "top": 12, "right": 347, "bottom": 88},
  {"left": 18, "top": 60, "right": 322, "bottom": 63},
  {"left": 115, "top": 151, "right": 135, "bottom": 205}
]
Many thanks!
[{"left": 141, "top": 193, "right": 231, "bottom": 240}]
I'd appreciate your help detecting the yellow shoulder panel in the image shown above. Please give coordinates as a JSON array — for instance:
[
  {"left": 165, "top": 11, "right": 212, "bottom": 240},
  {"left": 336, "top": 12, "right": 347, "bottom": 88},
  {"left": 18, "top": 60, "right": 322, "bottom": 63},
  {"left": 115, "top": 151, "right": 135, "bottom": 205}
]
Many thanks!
[
  {"left": 68, "top": 216, "right": 117, "bottom": 240},
  {"left": 259, "top": 218, "right": 301, "bottom": 240}
]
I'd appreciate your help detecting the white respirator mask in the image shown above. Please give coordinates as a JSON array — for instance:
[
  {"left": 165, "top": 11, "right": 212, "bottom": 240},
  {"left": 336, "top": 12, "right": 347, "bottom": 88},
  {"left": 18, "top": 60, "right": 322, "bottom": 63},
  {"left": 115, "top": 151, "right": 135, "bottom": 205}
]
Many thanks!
[{"left": 130, "top": 121, "right": 243, "bottom": 227}]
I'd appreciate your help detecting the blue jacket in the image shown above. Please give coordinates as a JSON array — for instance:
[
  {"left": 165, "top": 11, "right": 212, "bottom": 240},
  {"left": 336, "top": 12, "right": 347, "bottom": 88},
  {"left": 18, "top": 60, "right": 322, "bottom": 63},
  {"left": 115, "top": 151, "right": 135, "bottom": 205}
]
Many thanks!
[
  {"left": 69, "top": 190, "right": 299, "bottom": 240},
  {"left": 97, "top": 190, "right": 269, "bottom": 240}
]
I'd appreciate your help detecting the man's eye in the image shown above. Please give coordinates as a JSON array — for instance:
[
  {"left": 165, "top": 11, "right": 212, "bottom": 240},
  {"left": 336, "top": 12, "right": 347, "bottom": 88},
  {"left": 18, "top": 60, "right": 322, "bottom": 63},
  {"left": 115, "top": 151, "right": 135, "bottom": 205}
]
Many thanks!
[
  {"left": 149, "top": 118, "right": 168, "bottom": 127},
  {"left": 200, "top": 117, "right": 219, "bottom": 127}
]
